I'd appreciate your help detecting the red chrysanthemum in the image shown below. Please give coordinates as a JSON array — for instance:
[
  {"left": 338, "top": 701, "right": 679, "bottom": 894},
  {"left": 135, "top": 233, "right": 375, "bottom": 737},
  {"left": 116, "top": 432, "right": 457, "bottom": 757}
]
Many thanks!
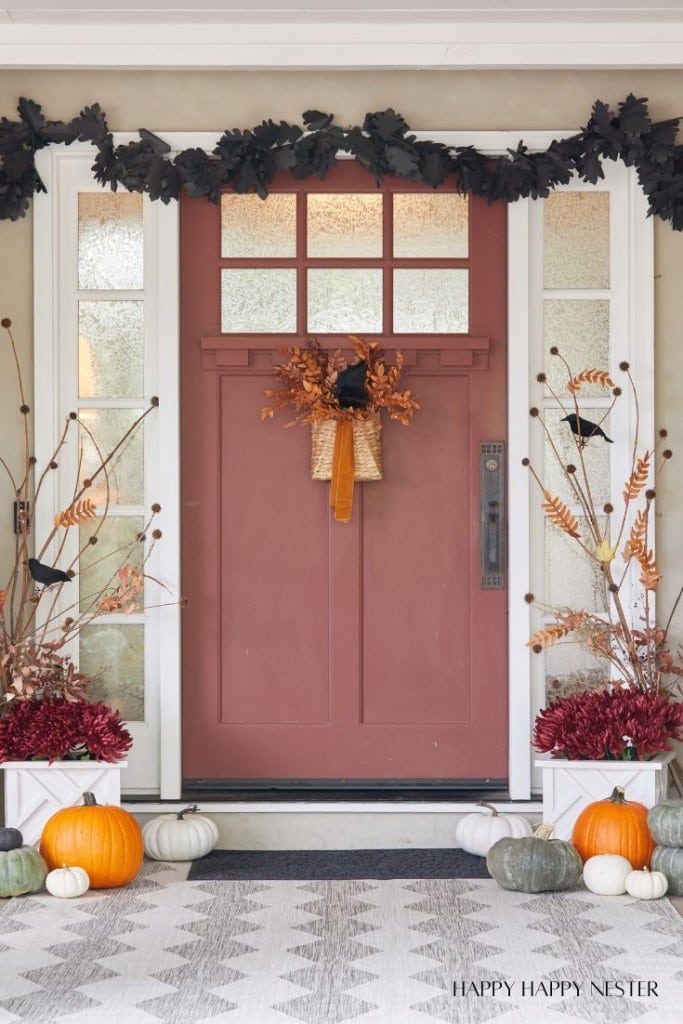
[
  {"left": 533, "top": 687, "right": 683, "bottom": 761},
  {"left": 0, "top": 697, "right": 132, "bottom": 763}
]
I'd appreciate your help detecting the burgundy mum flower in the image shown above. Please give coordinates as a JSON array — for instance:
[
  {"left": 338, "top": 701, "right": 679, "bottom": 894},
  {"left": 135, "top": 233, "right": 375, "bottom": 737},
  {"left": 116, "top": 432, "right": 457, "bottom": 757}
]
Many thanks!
[
  {"left": 0, "top": 697, "right": 132, "bottom": 764},
  {"left": 533, "top": 687, "right": 683, "bottom": 761}
]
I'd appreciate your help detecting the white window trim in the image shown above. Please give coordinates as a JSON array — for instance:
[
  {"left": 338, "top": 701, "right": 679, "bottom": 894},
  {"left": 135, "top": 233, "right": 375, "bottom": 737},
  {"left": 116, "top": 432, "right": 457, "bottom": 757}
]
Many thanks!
[{"left": 34, "top": 133, "right": 653, "bottom": 802}]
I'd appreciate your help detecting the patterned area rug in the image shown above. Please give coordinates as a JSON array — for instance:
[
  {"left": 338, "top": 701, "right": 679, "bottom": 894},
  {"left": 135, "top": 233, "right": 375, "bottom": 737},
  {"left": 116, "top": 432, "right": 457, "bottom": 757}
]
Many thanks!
[
  {"left": 1, "top": 859, "right": 682, "bottom": 1024},
  {"left": 187, "top": 847, "right": 492, "bottom": 880}
]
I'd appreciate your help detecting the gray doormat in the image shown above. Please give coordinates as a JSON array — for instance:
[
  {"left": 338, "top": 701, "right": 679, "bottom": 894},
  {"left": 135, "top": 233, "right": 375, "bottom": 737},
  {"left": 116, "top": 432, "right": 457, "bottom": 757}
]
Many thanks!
[{"left": 186, "top": 847, "right": 491, "bottom": 880}]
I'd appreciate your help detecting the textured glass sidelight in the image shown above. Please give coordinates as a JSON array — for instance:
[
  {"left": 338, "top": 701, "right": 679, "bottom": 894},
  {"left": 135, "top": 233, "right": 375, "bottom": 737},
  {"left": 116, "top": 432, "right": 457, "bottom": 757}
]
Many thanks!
[
  {"left": 221, "top": 269, "right": 297, "bottom": 332},
  {"left": 545, "top": 517, "right": 608, "bottom": 613},
  {"left": 221, "top": 193, "right": 297, "bottom": 258},
  {"left": 78, "top": 301, "right": 144, "bottom": 398},
  {"left": 543, "top": 192, "right": 610, "bottom": 290},
  {"left": 78, "top": 517, "right": 144, "bottom": 614},
  {"left": 544, "top": 406, "right": 611, "bottom": 507},
  {"left": 78, "top": 409, "right": 145, "bottom": 506},
  {"left": 78, "top": 192, "right": 144, "bottom": 291},
  {"left": 544, "top": 300, "right": 610, "bottom": 395},
  {"left": 307, "top": 193, "right": 383, "bottom": 257},
  {"left": 79, "top": 624, "right": 145, "bottom": 722},
  {"left": 307, "top": 268, "right": 383, "bottom": 332},
  {"left": 393, "top": 269, "right": 468, "bottom": 333},
  {"left": 393, "top": 193, "right": 469, "bottom": 257},
  {"left": 545, "top": 643, "right": 611, "bottom": 701}
]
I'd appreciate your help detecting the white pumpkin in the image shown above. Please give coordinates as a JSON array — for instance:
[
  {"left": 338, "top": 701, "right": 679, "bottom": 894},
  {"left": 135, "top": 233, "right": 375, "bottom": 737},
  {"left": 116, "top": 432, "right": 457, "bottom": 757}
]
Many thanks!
[
  {"left": 143, "top": 805, "right": 219, "bottom": 861},
  {"left": 45, "top": 865, "right": 90, "bottom": 899},
  {"left": 583, "top": 854, "right": 633, "bottom": 896},
  {"left": 625, "top": 866, "right": 669, "bottom": 901},
  {"left": 455, "top": 802, "right": 533, "bottom": 857}
]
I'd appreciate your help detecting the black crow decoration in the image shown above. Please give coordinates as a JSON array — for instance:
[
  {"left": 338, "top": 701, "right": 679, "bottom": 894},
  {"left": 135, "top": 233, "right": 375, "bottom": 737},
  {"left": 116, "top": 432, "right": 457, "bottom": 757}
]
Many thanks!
[
  {"left": 335, "top": 360, "right": 369, "bottom": 410},
  {"left": 25, "top": 558, "right": 71, "bottom": 587},
  {"left": 561, "top": 414, "right": 613, "bottom": 446}
]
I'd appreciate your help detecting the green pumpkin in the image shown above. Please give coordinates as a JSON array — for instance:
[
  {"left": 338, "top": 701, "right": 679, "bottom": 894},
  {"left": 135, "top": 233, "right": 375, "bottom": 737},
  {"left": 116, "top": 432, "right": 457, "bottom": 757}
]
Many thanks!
[
  {"left": 0, "top": 846, "right": 48, "bottom": 898},
  {"left": 486, "top": 823, "right": 583, "bottom": 893},
  {"left": 648, "top": 799, "right": 683, "bottom": 848},
  {"left": 651, "top": 845, "right": 683, "bottom": 896}
]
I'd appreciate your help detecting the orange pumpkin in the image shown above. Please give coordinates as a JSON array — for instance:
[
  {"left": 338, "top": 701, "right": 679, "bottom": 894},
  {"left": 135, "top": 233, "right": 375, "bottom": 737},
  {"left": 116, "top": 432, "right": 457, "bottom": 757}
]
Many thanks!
[
  {"left": 39, "top": 792, "right": 144, "bottom": 888},
  {"left": 571, "top": 786, "right": 655, "bottom": 869}
]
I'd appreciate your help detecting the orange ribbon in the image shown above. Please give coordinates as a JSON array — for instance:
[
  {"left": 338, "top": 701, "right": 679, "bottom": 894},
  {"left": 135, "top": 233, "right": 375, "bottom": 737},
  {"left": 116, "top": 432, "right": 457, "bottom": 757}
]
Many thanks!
[{"left": 330, "top": 419, "right": 355, "bottom": 522}]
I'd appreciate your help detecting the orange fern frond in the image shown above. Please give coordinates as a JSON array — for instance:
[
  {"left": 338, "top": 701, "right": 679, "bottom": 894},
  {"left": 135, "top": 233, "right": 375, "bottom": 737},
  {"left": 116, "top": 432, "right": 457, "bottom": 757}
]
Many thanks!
[
  {"left": 623, "top": 451, "right": 651, "bottom": 502},
  {"left": 622, "top": 509, "right": 649, "bottom": 561},
  {"left": 527, "top": 623, "right": 573, "bottom": 648},
  {"left": 541, "top": 490, "right": 580, "bottom": 538},
  {"left": 53, "top": 498, "right": 98, "bottom": 528},
  {"left": 640, "top": 566, "right": 663, "bottom": 591},
  {"left": 567, "top": 368, "right": 616, "bottom": 394}
]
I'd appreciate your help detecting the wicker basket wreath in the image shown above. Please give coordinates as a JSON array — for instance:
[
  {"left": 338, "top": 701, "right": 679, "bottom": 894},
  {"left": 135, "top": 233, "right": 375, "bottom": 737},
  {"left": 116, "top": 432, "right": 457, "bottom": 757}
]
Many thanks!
[{"left": 261, "top": 336, "right": 418, "bottom": 521}]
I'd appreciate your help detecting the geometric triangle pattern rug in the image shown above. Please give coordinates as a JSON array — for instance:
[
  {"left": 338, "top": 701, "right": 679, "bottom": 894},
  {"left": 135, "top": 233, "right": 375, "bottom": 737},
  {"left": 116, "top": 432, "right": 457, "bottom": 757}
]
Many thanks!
[{"left": 1, "top": 859, "right": 683, "bottom": 1024}]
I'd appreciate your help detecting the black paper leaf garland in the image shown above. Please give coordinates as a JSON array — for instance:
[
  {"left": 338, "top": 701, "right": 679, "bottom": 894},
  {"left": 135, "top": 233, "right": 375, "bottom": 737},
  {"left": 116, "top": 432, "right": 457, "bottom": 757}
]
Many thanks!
[{"left": 1, "top": 92, "right": 683, "bottom": 228}]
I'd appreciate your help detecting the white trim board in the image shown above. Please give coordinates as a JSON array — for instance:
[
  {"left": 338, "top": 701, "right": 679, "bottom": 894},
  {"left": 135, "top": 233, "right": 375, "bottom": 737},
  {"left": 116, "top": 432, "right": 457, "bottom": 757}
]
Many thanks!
[{"left": 4, "top": 19, "right": 683, "bottom": 68}]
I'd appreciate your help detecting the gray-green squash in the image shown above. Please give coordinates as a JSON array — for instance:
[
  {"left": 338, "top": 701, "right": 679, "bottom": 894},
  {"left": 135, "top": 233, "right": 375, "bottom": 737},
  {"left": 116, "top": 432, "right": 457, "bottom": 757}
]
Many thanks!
[
  {"left": 486, "top": 823, "right": 583, "bottom": 893},
  {"left": 648, "top": 799, "right": 683, "bottom": 848},
  {"left": 0, "top": 846, "right": 48, "bottom": 898},
  {"left": 651, "top": 845, "right": 683, "bottom": 896}
]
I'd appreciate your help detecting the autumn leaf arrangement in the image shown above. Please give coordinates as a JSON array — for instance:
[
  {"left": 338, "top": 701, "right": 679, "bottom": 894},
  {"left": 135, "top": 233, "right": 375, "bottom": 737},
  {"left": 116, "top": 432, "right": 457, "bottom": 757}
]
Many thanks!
[
  {"left": 525, "top": 349, "right": 683, "bottom": 761},
  {"left": 0, "top": 317, "right": 181, "bottom": 761},
  {"left": 260, "top": 335, "right": 419, "bottom": 426}
]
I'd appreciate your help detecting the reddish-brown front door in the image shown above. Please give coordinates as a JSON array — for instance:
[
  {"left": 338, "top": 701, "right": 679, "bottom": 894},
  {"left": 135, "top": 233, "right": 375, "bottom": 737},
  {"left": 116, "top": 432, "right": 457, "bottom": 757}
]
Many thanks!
[{"left": 180, "top": 168, "right": 508, "bottom": 785}]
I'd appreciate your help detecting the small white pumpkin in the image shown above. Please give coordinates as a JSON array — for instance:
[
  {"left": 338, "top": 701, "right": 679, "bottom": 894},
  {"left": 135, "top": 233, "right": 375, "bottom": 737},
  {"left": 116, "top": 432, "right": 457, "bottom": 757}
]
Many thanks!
[
  {"left": 455, "top": 802, "right": 533, "bottom": 857},
  {"left": 583, "top": 854, "right": 633, "bottom": 896},
  {"left": 45, "top": 865, "right": 90, "bottom": 899},
  {"left": 625, "top": 866, "right": 669, "bottom": 901},
  {"left": 143, "top": 805, "right": 219, "bottom": 861}
]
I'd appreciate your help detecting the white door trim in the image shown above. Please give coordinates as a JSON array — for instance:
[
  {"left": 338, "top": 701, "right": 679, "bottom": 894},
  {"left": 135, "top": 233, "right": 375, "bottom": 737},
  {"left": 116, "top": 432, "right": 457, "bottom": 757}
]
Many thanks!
[{"left": 34, "top": 132, "right": 653, "bottom": 801}]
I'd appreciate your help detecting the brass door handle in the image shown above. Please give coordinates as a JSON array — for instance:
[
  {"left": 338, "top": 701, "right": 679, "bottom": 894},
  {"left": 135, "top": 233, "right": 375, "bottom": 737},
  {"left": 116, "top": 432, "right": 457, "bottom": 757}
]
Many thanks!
[{"left": 480, "top": 443, "right": 505, "bottom": 589}]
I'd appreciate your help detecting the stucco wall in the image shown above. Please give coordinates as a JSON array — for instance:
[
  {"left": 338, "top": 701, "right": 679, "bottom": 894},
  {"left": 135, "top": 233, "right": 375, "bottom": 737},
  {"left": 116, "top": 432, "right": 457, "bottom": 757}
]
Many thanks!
[{"left": 1, "top": 68, "right": 683, "bottom": 650}]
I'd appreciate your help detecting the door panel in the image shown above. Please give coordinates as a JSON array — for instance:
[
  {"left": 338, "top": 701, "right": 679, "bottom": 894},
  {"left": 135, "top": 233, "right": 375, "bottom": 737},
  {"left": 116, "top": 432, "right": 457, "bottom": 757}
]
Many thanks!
[{"left": 180, "top": 168, "right": 508, "bottom": 785}]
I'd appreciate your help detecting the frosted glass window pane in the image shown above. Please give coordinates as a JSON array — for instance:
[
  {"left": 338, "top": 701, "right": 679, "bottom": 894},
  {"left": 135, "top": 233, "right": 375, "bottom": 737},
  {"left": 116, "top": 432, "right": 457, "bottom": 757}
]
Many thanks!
[
  {"left": 545, "top": 516, "right": 608, "bottom": 612},
  {"left": 307, "top": 194, "right": 383, "bottom": 258},
  {"left": 79, "top": 409, "right": 144, "bottom": 506},
  {"left": 545, "top": 644, "right": 611, "bottom": 702},
  {"left": 221, "top": 193, "right": 296, "bottom": 258},
  {"left": 307, "top": 269, "right": 383, "bottom": 332},
  {"left": 79, "top": 624, "right": 144, "bottom": 722},
  {"left": 543, "top": 192, "right": 610, "bottom": 289},
  {"left": 78, "top": 516, "right": 144, "bottom": 614},
  {"left": 393, "top": 194, "right": 468, "bottom": 257},
  {"left": 544, "top": 300, "right": 610, "bottom": 396},
  {"left": 394, "top": 269, "right": 468, "bottom": 333},
  {"left": 78, "top": 301, "right": 144, "bottom": 399},
  {"left": 78, "top": 192, "right": 143, "bottom": 291},
  {"left": 543, "top": 407, "right": 611, "bottom": 507},
  {"left": 221, "top": 269, "right": 296, "bottom": 332}
]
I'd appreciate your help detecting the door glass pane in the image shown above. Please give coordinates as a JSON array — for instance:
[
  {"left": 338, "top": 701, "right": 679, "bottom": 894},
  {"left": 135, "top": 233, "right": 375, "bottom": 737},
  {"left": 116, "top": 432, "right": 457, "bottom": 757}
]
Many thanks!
[
  {"left": 307, "top": 194, "right": 383, "bottom": 258},
  {"left": 79, "top": 624, "right": 145, "bottom": 721},
  {"left": 221, "top": 193, "right": 296, "bottom": 258},
  {"left": 307, "top": 268, "right": 383, "bottom": 332},
  {"left": 393, "top": 194, "right": 468, "bottom": 257},
  {"left": 543, "top": 407, "right": 611, "bottom": 507},
  {"left": 545, "top": 643, "right": 610, "bottom": 701},
  {"left": 79, "top": 409, "right": 145, "bottom": 506},
  {"left": 544, "top": 192, "right": 610, "bottom": 289},
  {"left": 393, "top": 268, "right": 468, "bottom": 333},
  {"left": 78, "top": 301, "right": 144, "bottom": 398},
  {"left": 78, "top": 193, "right": 143, "bottom": 291},
  {"left": 543, "top": 300, "right": 610, "bottom": 396},
  {"left": 78, "top": 516, "right": 145, "bottom": 614},
  {"left": 221, "top": 269, "right": 297, "bottom": 332}
]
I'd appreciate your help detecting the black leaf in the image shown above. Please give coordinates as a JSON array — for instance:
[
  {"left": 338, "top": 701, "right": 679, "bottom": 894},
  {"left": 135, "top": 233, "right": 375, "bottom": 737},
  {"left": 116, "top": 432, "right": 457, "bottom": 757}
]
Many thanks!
[
  {"left": 303, "top": 110, "right": 334, "bottom": 131},
  {"left": 138, "top": 128, "right": 172, "bottom": 156}
]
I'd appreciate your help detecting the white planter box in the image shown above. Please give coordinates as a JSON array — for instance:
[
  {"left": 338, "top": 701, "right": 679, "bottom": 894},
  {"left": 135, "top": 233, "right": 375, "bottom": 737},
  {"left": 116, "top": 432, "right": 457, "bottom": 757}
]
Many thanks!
[
  {"left": 534, "top": 751, "right": 674, "bottom": 840},
  {"left": 1, "top": 760, "right": 126, "bottom": 846}
]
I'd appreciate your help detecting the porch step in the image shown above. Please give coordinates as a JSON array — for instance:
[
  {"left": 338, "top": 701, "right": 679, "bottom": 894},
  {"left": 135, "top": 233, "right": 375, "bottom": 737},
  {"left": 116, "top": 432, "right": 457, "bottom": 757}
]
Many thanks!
[{"left": 124, "top": 800, "right": 542, "bottom": 851}]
